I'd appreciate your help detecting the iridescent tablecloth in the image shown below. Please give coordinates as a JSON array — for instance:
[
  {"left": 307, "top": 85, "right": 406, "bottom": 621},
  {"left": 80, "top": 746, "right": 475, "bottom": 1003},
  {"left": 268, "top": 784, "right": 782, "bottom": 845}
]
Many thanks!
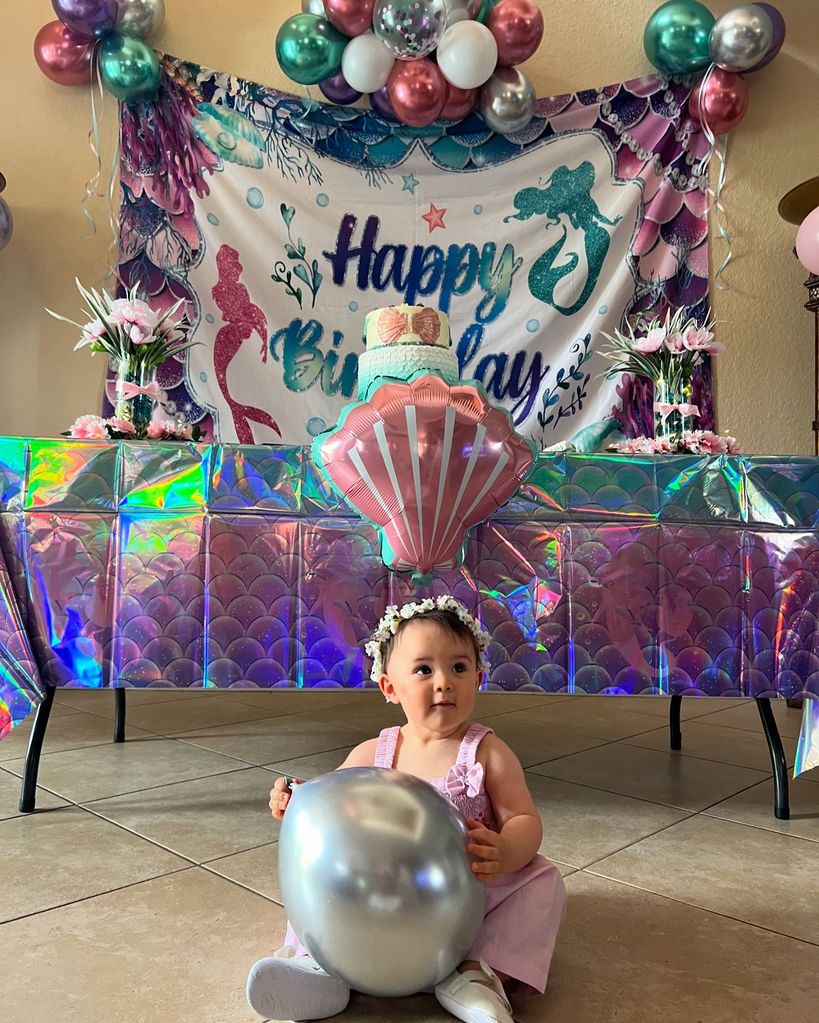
[{"left": 2, "top": 439, "right": 818, "bottom": 748}]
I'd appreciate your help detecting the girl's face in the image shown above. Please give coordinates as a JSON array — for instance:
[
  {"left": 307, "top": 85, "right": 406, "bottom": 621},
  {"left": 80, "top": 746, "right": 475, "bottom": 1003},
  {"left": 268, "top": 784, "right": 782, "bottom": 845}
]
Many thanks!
[{"left": 379, "top": 619, "right": 481, "bottom": 734}]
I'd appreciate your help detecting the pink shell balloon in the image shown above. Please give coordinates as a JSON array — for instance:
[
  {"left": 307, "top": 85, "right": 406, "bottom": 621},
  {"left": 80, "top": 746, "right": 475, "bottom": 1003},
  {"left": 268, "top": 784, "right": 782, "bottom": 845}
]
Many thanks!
[{"left": 312, "top": 375, "right": 536, "bottom": 574}]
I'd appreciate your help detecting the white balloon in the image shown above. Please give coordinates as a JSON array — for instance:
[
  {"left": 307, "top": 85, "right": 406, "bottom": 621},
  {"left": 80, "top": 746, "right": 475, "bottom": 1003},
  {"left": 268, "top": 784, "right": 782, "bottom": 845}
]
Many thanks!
[
  {"left": 341, "top": 31, "right": 395, "bottom": 95},
  {"left": 437, "top": 21, "right": 498, "bottom": 91}
]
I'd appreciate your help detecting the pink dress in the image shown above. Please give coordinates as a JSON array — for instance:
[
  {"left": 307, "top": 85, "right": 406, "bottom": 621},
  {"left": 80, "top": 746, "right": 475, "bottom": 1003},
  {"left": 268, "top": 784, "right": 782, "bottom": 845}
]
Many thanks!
[{"left": 284, "top": 723, "right": 566, "bottom": 995}]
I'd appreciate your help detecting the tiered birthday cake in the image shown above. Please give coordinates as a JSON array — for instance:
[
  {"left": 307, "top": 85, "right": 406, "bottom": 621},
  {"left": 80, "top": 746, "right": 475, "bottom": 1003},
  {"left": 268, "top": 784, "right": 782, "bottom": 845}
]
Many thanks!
[{"left": 357, "top": 304, "right": 460, "bottom": 399}]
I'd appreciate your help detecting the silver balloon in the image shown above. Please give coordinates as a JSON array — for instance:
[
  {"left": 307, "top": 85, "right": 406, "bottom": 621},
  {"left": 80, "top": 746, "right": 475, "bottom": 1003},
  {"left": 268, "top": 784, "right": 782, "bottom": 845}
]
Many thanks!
[
  {"left": 373, "top": 0, "right": 448, "bottom": 60},
  {"left": 479, "top": 66, "right": 535, "bottom": 135},
  {"left": 301, "top": 0, "right": 327, "bottom": 14},
  {"left": 709, "top": 4, "right": 774, "bottom": 72},
  {"left": 114, "top": 0, "right": 166, "bottom": 39},
  {"left": 279, "top": 768, "right": 485, "bottom": 996},
  {"left": 443, "top": 0, "right": 481, "bottom": 24}
]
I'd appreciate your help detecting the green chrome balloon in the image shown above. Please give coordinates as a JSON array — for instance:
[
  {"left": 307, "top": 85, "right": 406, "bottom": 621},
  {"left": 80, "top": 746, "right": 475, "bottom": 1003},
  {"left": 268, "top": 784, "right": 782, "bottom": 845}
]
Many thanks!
[
  {"left": 275, "top": 14, "right": 348, "bottom": 87},
  {"left": 644, "top": 0, "right": 715, "bottom": 76},
  {"left": 98, "top": 33, "right": 161, "bottom": 102}
]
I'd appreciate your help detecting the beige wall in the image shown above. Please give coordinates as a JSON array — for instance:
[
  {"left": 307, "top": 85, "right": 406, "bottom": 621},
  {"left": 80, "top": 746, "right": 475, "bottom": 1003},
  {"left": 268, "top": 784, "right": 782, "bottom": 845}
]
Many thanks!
[{"left": 2, "top": 0, "right": 817, "bottom": 452}]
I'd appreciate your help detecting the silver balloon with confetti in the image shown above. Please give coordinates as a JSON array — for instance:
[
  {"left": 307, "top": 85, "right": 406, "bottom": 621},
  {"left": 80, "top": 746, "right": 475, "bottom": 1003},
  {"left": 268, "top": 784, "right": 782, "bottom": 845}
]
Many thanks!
[
  {"left": 709, "top": 4, "right": 774, "bottom": 72},
  {"left": 479, "top": 66, "right": 535, "bottom": 135},
  {"left": 114, "top": 0, "right": 166, "bottom": 40},
  {"left": 373, "top": 0, "right": 448, "bottom": 60}
]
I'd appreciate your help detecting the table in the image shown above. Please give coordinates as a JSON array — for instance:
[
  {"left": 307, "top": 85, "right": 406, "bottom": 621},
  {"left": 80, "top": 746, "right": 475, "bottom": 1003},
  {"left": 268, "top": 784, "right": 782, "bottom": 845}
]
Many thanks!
[{"left": 1, "top": 439, "right": 817, "bottom": 814}]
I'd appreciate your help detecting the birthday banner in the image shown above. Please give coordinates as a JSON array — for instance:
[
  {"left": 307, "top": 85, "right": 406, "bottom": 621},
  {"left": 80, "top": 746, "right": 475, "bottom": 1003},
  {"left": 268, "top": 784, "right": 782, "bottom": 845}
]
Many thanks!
[{"left": 116, "top": 57, "right": 713, "bottom": 445}]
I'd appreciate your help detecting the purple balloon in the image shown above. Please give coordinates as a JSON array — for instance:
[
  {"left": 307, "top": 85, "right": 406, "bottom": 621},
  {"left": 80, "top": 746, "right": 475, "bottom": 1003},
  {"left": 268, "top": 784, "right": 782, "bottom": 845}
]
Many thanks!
[
  {"left": 52, "top": 0, "right": 116, "bottom": 39},
  {"left": 369, "top": 85, "right": 399, "bottom": 122},
  {"left": 747, "top": 3, "right": 786, "bottom": 72},
  {"left": 319, "top": 70, "right": 362, "bottom": 106}
]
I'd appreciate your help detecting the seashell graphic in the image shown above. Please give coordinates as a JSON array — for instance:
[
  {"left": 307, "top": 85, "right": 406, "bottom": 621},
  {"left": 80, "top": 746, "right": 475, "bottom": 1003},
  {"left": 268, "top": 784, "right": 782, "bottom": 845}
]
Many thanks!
[
  {"left": 191, "top": 103, "right": 266, "bottom": 168},
  {"left": 312, "top": 375, "right": 536, "bottom": 574}
]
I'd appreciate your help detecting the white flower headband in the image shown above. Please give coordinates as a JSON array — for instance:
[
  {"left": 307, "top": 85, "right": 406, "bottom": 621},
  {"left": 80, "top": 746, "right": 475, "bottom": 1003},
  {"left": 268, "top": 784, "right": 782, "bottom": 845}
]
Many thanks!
[{"left": 365, "top": 596, "right": 492, "bottom": 683}]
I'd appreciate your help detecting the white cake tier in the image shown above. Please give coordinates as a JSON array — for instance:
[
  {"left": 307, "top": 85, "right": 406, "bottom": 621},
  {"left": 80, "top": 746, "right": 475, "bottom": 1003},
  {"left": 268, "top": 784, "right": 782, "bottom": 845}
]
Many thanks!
[{"left": 357, "top": 345, "right": 460, "bottom": 400}]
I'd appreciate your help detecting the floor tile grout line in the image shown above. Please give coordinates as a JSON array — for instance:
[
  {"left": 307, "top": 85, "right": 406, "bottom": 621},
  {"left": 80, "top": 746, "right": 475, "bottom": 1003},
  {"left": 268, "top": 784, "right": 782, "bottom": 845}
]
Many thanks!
[
  {"left": 576, "top": 869, "right": 819, "bottom": 949},
  {"left": 199, "top": 862, "right": 285, "bottom": 907},
  {"left": 78, "top": 800, "right": 211, "bottom": 864},
  {"left": 618, "top": 736, "right": 797, "bottom": 773},
  {"left": 199, "top": 838, "right": 280, "bottom": 866},
  {"left": 698, "top": 805, "right": 819, "bottom": 842},
  {"left": 568, "top": 812, "right": 700, "bottom": 871},
  {"left": 0, "top": 862, "right": 198, "bottom": 927},
  {"left": 73, "top": 763, "right": 265, "bottom": 805}
]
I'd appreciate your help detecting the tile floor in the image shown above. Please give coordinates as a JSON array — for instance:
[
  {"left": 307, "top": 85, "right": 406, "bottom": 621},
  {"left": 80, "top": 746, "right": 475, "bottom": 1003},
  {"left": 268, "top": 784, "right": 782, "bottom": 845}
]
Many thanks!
[{"left": 2, "top": 689, "right": 817, "bottom": 1022}]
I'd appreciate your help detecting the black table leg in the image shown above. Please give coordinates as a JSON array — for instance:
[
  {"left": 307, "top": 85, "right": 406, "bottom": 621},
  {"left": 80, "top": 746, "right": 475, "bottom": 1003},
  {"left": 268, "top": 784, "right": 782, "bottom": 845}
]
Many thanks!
[
  {"left": 113, "top": 687, "right": 127, "bottom": 743},
  {"left": 669, "top": 694, "right": 683, "bottom": 750},
  {"left": 19, "top": 685, "right": 56, "bottom": 813},
  {"left": 756, "top": 697, "right": 790, "bottom": 820}
]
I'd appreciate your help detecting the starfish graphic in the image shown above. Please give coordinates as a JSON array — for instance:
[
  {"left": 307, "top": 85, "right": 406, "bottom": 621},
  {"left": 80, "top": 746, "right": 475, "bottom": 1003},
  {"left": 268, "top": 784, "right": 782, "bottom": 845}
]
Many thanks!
[
  {"left": 421, "top": 202, "right": 447, "bottom": 232},
  {"left": 402, "top": 173, "right": 420, "bottom": 195}
]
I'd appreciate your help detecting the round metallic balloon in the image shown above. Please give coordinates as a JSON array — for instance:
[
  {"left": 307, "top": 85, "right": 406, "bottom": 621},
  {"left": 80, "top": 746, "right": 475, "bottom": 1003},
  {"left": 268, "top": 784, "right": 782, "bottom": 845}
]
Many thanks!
[
  {"left": 373, "top": 0, "right": 448, "bottom": 60},
  {"left": 301, "top": 0, "right": 327, "bottom": 14},
  {"left": 98, "top": 33, "right": 161, "bottom": 101},
  {"left": 278, "top": 768, "right": 485, "bottom": 996},
  {"left": 479, "top": 65, "right": 535, "bottom": 135},
  {"left": 0, "top": 196, "right": 13, "bottom": 252},
  {"left": 709, "top": 4, "right": 773, "bottom": 72},
  {"left": 443, "top": 0, "right": 481, "bottom": 23},
  {"left": 114, "top": 0, "right": 165, "bottom": 39}
]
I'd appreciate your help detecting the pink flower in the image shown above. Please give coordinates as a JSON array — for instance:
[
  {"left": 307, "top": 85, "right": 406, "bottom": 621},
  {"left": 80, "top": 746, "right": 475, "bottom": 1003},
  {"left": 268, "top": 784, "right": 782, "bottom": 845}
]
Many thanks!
[
  {"left": 69, "top": 414, "right": 109, "bottom": 440},
  {"left": 681, "top": 430, "right": 742, "bottom": 455},
  {"left": 665, "top": 331, "right": 686, "bottom": 354},
  {"left": 683, "top": 328, "right": 723, "bottom": 355},
  {"left": 633, "top": 327, "right": 666, "bottom": 354},
  {"left": 109, "top": 298, "right": 159, "bottom": 333},
  {"left": 106, "top": 417, "right": 137, "bottom": 435},
  {"left": 128, "top": 324, "right": 154, "bottom": 345},
  {"left": 76, "top": 319, "right": 107, "bottom": 349},
  {"left": 146, "top": 419, "right": 193, "bottom": 441}
]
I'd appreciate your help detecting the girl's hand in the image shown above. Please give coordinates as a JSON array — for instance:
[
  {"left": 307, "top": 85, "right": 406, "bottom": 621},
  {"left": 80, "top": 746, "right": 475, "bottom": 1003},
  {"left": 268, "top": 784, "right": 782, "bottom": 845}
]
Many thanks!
[
  {"left": 269, "top": 776, "right": 303, "bottom": 820},
  {"left": 466, "top": 818, "right": 512, "bottom": 882}
]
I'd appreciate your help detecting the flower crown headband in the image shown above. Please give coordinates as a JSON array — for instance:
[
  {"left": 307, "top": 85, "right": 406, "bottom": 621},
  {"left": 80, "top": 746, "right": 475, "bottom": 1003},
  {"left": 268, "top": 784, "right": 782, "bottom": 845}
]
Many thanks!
[{"left": 365, "top": 596, "right": 491, "bottom": 683}]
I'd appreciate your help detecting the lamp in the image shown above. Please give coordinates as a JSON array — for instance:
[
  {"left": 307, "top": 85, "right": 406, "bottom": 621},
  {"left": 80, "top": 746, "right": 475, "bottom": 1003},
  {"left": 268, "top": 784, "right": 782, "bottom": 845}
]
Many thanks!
[{"left": 779, "top": 177, "right": 819, "bottom": 455}]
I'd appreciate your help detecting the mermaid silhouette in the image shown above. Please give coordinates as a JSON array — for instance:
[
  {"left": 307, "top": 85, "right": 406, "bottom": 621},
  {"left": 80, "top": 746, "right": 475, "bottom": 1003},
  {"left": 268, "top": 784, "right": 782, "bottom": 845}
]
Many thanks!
[
  {"left": 504, "top": 162, "right": 622, "bottom": 317},
  {"left": 212, "top": 245, "right": 280, "bottom": 442}
]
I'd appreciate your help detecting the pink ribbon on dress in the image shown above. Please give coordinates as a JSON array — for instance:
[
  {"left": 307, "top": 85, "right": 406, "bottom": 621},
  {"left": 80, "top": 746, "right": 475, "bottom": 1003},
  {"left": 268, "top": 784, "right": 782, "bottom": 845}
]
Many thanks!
[
  {"left": 116, "top": 380, "right": 167, "bottom": 403},
  {"left": 443, "top": 761, "right": 483, "bottom": 798},
  {"left": 653, "top": 402, "right": 700, "bottom": 421}
]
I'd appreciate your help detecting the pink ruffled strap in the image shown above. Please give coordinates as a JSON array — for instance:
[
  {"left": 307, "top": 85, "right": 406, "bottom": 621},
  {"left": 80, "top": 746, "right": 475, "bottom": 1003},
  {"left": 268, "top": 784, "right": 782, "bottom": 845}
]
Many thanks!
[
  {"left": 456, "top": 723, "right": 493, "bottom": 768},
  {"left": 373, "top": 725, "right": 401, "bottom": 768}
]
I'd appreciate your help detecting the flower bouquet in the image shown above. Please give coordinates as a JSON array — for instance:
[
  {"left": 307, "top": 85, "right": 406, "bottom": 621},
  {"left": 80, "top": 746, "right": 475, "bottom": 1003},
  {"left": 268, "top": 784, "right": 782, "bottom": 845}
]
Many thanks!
[
  {"left": 599, "top": 307, "right": 723, "bottom": 442},
  {"left": 48, "top": 279, "right": 200, "bottom": 439}
]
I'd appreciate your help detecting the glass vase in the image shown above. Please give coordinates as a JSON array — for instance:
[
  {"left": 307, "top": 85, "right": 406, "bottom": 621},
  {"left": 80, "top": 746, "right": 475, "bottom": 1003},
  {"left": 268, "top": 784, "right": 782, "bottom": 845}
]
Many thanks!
[
  {"left": 653, "top": 376, "right": 696, "bottom": 444},
  {"left": 113, "top": 361, "right": 157, "bottom": 438}
]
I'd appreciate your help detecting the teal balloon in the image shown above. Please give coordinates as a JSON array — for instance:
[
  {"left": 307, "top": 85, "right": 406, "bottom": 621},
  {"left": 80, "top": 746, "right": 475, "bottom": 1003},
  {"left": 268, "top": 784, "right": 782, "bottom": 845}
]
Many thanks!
[
  {"left": 644, "top": 0, "right": 715, "bottom": 76},
  {"left": 276, "top": 14, "right": 347, "bottom": 87},
  {"left": 98, "top": 33, "right": 161, "bottom": 102}
]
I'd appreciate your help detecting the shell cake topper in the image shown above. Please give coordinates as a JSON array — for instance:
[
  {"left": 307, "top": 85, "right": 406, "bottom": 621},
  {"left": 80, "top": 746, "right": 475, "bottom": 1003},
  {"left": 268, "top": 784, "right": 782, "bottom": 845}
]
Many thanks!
[{"left": 312, "top": 374, "right": 537, "bottom": 574}]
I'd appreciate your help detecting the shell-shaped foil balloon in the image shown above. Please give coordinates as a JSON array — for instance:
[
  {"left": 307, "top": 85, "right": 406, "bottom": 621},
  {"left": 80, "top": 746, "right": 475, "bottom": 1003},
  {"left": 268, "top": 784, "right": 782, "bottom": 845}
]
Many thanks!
[
  {"left": 312, "top": 375, "right": 537, "bottom": 574},
  {"left": 191, "top": 104, "right": 266, "bottom": 168}
]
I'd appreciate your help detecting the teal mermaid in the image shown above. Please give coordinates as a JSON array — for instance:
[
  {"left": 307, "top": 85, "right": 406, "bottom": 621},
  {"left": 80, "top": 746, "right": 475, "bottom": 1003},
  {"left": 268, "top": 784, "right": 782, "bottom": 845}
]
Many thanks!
[{"left": 504, "top": 162, "right": 621, "bottom": 317}]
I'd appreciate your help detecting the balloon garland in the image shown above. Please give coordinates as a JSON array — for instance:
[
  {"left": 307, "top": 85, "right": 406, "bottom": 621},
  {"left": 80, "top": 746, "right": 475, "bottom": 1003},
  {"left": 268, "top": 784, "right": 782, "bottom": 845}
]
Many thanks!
[
  {"left": 0, "top": 172, "right": 12, "bottom": 253},
  {"left": 34, "top": 0, "right": 165, "bottom": 103},
  {"left": 277, "top": 0, "right": 544, "bottom": 134}
]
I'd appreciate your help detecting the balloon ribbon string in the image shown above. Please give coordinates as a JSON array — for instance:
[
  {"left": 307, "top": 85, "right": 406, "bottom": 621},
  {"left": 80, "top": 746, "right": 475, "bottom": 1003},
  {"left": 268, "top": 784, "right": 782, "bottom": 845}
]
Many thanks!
[
  {"left": 694, "top": 64, "right": 733, "bottom": 292},
  {"left": 81, "top": 45, "right": 105, "bottom": 234},
  {"left": 106, "top": 102, "right": 123, "bottom": 291}
]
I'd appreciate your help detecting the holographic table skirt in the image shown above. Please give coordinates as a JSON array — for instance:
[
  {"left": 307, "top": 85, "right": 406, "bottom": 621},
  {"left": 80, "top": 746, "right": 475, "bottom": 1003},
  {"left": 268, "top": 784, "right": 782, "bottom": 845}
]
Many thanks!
[{"left": 1, "top": 439, "right": 818, "bottom": 747}]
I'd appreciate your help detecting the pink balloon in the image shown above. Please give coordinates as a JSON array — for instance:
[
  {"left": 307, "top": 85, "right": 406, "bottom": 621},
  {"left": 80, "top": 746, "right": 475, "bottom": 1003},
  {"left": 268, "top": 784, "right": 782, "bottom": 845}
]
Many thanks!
[
  {"left": 486, "top": 0, "right": 543, "bottom": 67},
  {"left": 324, "top": 0, "right": 375, "bottom": 38},
  {"left": 690, "top": 68, "right": 749, "bottom": 135},
  {"left": 441, "top": 83, "right": 478, "bottom": 120},
  {"left": 313, "top": 376, "right": 535, "bottom": 574},
  {"left": 387, "top": 58, "right": 447, "bottom": 127},
  {"left": 33, "top": 19, "right": 96, "bottom": 87},
  {"left": 796, "top": 207, "right": 819, "bottom": 276}
]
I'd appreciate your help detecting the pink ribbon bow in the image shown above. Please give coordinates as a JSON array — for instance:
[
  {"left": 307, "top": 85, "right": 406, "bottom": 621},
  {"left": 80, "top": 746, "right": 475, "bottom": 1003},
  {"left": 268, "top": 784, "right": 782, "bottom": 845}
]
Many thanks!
[
  {"left": 116, "top": 381, "right": 167, "bottom": 403},
  {"left": 376, "top": 307, "right": 442, "bottom": 346},
  {"left": 653, "top": 402, "right": 700, "bottom": 421},
  {"left": 443, "top": 761, "right": 483, "bottom": 798}
]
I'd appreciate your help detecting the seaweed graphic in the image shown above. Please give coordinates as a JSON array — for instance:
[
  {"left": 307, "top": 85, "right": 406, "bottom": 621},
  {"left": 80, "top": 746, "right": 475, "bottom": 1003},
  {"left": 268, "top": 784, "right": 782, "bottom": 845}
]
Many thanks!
[
  {"left": 536, "top": 333, "right": 593, "bottom": 443},
  {"left": 270, "top": 203, "right": 323, "bottom": 309}
]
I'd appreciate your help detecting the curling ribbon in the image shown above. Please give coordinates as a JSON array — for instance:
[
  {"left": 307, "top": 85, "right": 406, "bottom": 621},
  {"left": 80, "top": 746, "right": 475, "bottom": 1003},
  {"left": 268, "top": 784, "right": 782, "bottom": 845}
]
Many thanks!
[{"left": 694, "top": 64, "right": 733, "bottom": 291}]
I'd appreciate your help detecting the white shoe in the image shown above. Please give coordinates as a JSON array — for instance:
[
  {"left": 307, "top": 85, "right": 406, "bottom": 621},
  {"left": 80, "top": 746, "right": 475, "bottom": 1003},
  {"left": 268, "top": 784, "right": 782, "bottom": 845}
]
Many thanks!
[
  {"left": 246, "top": 945, "right": 351, "bottom": 1020},
  {"left": 434, "top": 961, "right": 514, "bottom": 1023}
]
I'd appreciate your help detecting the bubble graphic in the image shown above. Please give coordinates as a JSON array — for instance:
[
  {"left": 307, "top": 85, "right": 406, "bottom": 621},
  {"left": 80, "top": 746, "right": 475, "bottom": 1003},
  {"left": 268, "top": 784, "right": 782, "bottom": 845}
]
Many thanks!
[
  {"left": 207, "top": 213, "right": 220, "bottom": 226},
  {"left": 247, "top": 187, "right": 264, "bottom": 209},
  {"left": 306, "top": 418, "right": 327, "bottom": 437},
  {"left": 526, "top": 319, "right": 540, "bottom": 333},
  {"left": 316, "top": 193, "right": 330, "bottom": 207}
]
